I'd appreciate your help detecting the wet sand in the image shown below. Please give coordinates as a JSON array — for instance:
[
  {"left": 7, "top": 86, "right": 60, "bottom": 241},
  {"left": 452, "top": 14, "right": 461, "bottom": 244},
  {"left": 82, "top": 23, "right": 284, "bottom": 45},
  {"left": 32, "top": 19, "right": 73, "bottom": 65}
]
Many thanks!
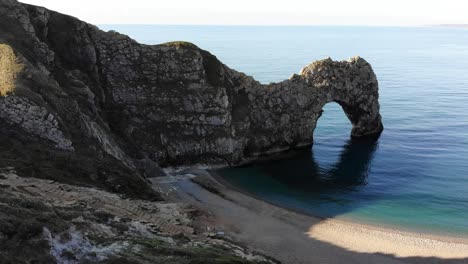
[{"left": 157, "top": 170, "right": 468, "bottom": 264}]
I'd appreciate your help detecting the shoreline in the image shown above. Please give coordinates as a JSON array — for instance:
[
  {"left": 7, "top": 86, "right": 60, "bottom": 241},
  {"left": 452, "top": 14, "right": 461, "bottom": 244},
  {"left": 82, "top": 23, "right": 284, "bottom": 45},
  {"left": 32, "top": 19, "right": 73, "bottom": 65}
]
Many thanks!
[
  {"left": 169, "top": 168, "right": 468, "bottom": 263},
  {"left": 210, "top": 169, "right": 468, "bottom": 245}
]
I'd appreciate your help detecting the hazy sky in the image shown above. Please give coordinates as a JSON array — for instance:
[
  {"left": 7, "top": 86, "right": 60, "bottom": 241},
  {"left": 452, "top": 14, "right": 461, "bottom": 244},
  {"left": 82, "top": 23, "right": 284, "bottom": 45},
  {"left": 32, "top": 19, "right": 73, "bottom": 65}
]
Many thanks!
[{"left": 20, "top": 0, "right": 468, "bottom": 26}]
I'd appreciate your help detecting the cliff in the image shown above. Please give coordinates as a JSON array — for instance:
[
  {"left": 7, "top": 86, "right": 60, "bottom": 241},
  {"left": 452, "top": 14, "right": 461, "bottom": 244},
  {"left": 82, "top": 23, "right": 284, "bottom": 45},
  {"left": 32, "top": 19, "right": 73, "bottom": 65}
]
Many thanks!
[
  {"left": 0, "top": 0, "right": 382, "bottom": 196},
  {"left": 0, "top": 1, "right": 384, "bottom": 263}
]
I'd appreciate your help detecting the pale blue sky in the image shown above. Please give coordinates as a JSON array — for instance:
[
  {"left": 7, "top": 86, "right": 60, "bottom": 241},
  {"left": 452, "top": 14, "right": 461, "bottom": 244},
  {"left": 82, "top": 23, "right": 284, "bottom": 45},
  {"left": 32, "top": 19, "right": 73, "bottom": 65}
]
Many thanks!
[{"left": 21, "top": 0, "right": 468, "bottom": 26}]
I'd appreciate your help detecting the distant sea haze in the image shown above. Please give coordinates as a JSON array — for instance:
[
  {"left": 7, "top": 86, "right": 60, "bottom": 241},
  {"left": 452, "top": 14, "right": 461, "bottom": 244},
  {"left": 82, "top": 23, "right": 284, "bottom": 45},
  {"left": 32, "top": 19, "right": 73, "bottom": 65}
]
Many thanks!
[
  {"left": 435, "top": 24, "right": 468, "bottom": 28},
  {"left": 101, "top": 25, "right": 468, "bottom": 237}
]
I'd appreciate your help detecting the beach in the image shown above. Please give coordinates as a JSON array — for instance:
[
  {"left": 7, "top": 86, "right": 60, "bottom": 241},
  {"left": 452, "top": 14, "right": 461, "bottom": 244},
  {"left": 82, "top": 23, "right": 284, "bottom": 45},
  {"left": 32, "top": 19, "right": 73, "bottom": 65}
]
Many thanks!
[{"left": 154, "top": 170, "right": 468, "bottom": 264}]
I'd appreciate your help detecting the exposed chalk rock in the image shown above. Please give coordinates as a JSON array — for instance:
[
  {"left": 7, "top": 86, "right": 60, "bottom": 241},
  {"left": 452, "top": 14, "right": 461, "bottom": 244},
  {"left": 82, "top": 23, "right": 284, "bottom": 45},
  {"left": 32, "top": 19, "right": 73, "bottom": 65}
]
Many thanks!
[{"left": 0, "top": 96, "right": 74, "bottom": 151}]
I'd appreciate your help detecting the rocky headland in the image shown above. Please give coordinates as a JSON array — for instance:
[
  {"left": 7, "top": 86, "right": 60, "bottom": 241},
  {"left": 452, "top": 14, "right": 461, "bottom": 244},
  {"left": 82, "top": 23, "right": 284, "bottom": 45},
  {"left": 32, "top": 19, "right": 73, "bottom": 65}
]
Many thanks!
[{"left": 0, "top": 0, "right": 383, "bottom": 263}]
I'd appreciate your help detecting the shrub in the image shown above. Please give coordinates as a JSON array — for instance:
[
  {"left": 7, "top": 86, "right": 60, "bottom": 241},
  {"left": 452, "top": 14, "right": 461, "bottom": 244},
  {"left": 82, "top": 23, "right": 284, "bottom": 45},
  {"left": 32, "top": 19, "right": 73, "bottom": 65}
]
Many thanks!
[{"left": 0, "top": 44, "right": 23, "bottom": 96}]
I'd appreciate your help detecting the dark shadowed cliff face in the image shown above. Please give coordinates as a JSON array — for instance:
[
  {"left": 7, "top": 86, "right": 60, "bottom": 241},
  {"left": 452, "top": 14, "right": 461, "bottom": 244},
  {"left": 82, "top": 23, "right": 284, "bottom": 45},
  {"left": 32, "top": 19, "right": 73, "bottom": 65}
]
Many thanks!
[
  {"left": 0, "top": 2, "right": 383, "bottom": 262},
  {"left": 0, "top": 0, "right": 382, "bottom": 192}
]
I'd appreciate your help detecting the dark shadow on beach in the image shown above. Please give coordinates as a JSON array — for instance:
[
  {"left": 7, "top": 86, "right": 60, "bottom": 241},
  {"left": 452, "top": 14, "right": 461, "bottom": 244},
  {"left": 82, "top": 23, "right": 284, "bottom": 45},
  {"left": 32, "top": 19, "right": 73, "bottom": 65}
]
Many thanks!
[{"left": 209, "top": 137, "right": 468, "bottom": 264}]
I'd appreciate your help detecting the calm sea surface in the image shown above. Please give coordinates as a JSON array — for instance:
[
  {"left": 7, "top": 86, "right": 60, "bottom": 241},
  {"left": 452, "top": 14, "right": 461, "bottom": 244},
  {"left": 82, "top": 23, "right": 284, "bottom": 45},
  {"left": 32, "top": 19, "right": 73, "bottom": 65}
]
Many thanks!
[{"left": 101, "top": 25, "right": 468, "bottom": 236}]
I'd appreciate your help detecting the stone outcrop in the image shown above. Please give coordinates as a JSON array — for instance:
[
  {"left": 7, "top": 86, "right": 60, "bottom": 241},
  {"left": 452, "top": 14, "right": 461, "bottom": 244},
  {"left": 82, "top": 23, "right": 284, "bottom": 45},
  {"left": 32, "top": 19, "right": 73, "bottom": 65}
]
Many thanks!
[
  {"left": 0, "top": 168, "right": 276, "bottom": 264},
  {"left": 0, "top": 2, "right": 384, "bottom": 262},
  {"left": 0, "top": 0, "right": 382, "bottom": 194},
  {"left": 0, "top": 95, "right": 74, "bottom": 151}
]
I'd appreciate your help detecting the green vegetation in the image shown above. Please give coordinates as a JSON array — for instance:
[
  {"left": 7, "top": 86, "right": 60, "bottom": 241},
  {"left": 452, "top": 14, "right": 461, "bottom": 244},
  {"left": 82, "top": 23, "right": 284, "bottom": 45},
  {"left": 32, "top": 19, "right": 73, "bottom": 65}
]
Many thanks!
[
  {"left": 161, "top": 41, "right": 199, "bottom": 49},
  {"left": 0, "top": 44, "right": 23, "bottom": 96}
]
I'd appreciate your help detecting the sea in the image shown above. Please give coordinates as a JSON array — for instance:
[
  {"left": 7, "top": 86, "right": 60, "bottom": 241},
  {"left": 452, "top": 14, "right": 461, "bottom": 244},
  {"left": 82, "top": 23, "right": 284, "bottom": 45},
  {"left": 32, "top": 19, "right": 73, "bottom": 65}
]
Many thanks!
[{"left": 100, "top": 25, "right": 468, "bottom": 237}]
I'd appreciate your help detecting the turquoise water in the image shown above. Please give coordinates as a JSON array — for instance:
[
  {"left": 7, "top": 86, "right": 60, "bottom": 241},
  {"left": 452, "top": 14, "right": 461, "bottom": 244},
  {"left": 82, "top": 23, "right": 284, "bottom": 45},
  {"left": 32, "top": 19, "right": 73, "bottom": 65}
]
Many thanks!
[{"left": 101, "top": 25, "right": 468, "bottom": 237}]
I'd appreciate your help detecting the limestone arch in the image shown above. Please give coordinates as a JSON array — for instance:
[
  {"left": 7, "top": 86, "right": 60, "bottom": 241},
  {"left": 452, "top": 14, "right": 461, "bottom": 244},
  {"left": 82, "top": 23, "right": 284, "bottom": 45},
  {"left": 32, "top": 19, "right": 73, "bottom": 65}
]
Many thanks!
[{"left": 306, "top": 57, "right": 384, "bottom": 140}]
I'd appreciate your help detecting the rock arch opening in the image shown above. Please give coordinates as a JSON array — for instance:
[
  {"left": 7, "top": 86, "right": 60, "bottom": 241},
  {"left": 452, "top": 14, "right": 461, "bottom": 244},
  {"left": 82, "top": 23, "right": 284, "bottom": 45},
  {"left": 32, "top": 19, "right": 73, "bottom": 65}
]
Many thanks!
[
  {"left": 314, "top": 98, "right": 383, "bottom": 142},
  {"left": 314, "top": 102, "right": 352, "bottom": 142},
  {"left": 313, "top": 102, "right": 352, "bottom": 167}
]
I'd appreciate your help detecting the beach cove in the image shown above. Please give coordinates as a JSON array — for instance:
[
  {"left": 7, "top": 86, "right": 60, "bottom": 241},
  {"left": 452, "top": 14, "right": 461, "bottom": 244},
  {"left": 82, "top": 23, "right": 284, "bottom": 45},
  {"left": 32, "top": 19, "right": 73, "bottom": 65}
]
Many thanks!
[
  {"left": 105, "top": 24, "right": 468, "bottom": 238},
  {"left": 1, "top": 1, "right": 468, "bottom": 262},
  {"left": 154, "top": 170, "right": 468, "bottom": 264}
]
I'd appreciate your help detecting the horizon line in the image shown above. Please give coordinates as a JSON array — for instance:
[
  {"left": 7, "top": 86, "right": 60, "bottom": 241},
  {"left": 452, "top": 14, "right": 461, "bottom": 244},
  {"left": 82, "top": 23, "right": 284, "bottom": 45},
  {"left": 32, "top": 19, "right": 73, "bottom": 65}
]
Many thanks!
[{"left": 97, "top": 23, "right": 467, "bottom": 28}]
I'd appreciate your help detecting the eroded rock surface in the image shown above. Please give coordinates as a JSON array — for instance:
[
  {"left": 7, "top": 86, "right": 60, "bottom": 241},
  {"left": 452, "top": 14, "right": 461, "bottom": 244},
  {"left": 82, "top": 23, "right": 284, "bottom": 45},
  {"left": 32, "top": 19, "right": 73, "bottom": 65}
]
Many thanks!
[
  {"left": 0, "top": 0, "right": 382, "bottom": 191},
  {"left": 0, "top": 168, "right": 276, "bottom": 264},
  {"left": 0, "top": 1, "right": 383, "bottom": 263}
]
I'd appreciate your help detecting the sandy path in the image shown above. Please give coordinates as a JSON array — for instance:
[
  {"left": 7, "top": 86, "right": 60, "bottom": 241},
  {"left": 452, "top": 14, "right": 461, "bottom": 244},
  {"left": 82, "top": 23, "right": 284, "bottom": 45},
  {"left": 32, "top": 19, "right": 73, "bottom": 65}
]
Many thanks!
[{"left": 162, "top": 174, "right": 468, "bottom": 264}]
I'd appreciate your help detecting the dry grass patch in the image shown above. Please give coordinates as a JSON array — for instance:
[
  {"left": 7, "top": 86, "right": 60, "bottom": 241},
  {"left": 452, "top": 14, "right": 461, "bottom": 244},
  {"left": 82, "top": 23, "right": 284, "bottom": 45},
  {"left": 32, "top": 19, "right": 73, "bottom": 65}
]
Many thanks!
[{"left": 0, "top": 44, "right": 23, "bottom": 96}]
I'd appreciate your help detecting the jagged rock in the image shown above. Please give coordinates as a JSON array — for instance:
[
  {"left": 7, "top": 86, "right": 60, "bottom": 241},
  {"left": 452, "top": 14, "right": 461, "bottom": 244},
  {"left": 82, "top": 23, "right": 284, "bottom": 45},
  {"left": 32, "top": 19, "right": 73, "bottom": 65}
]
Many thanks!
[
  {"left": 0, "top": 170, "right": 276, "bottom": 264},
  {"left": 0, "top": 2, "right": 383, "bottom": 262},
  {"left": 0, "top": 0, "right": 382, "bottom": 192},
  {"left": 0, "top": 95, "right": 74, "bottom": 151}
]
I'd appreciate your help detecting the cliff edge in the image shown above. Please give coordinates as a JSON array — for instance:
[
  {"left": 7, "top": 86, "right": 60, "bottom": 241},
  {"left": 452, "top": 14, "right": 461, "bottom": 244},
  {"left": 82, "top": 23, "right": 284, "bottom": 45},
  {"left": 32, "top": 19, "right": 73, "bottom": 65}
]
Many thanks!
[
  {"left": 0, "top": 1, "right": 384, "bottom": 263},
  {"left": 0, "top": 0, "right": 382, "bottom": 196}
]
